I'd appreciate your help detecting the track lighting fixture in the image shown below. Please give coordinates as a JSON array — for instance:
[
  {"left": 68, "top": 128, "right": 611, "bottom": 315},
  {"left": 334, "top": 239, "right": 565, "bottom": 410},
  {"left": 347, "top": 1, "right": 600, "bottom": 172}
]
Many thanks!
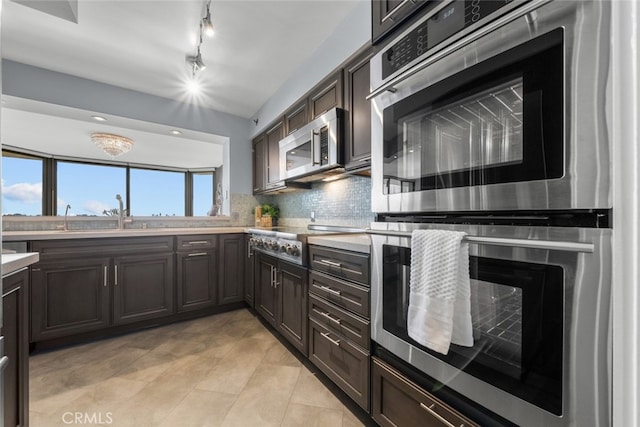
[{"left": 186, "top": 1, "right": 214, "bottom": 77}]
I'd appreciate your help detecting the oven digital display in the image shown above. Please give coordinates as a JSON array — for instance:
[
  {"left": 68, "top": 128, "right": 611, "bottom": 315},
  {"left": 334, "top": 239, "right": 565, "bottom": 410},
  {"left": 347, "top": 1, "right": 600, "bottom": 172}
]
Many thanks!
[{"left": 382, "top": 0, "right": 514, "bottom": 80}]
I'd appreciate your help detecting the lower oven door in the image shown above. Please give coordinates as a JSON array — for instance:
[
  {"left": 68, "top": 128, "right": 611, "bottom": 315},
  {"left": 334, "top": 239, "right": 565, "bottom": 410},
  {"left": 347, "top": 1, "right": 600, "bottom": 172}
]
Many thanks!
[{"left": 369, "top": 222, "right": 611, "bottom": 427}]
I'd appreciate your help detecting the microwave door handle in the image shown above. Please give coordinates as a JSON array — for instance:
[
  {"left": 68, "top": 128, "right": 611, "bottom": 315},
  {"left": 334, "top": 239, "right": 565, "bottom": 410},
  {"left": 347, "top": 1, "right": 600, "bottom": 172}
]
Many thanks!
[{"left": 311, "top": 130, "right": 320, "bottom": 165}]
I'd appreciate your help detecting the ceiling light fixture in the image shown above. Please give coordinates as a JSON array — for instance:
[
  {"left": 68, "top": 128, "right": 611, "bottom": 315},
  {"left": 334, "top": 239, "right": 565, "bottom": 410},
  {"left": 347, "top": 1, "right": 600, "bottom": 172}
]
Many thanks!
[
  {"left": 186, "top": 1, "right": 214, "bottom": 77},
  {"left": 91, "top": 115, "right": 107, "bottom": 122},
  {"left": 202, "top": 1, "right": 214, "bottom": 37},
  {"left": 170, "top": 130, "right": 183, "bottom": 135},
  {"left": 91, "top": 132, "right": 134, "bottom": 157}
]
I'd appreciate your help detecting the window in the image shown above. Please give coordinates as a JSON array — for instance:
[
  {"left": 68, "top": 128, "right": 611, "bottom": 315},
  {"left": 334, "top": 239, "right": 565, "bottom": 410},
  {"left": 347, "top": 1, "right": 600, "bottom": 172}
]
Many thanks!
[
  {"left": 2, "top": 152, "right": 210, "bottom": 217},
  {"left": 130, "top": 168, "right": 185, "bottom": 216},
  {"left": 193, "top": 172, "right": 215, "bottom": 216},
  {"left": 57, "top": 161, "right": 126, "bottom": 216},
  {"left": 2, "top": 151, "right": 44, "bottom": 216}
]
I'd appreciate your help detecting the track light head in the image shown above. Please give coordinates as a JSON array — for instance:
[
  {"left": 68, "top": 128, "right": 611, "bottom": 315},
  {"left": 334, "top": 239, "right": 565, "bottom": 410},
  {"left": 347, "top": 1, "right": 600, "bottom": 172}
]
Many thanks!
[
  {"left": 203, "top": 12, "right": 214, "bottom": 37},
  {"left": 186, "top": 49, "right": 206, "bottom": 74}
]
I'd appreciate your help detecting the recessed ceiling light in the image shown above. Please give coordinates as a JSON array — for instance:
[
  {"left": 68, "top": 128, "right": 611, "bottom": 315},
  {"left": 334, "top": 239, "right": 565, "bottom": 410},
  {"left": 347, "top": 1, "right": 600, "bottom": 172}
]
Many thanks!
[
  {"left": 170, "top": 130, "right": 182, "bottom": 135},
  {"left": 92, "top": 115, "right": 107, "bottom": 122}
]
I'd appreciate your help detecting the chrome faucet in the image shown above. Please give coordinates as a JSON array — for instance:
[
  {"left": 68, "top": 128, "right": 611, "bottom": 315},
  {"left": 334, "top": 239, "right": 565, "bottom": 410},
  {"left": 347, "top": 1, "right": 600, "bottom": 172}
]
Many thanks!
[
  {"left": 115, "top": 194, "right": 125, "bottom": 230},
  {"left": 63, "top": 204, "right": 71, "bottom": 231}
]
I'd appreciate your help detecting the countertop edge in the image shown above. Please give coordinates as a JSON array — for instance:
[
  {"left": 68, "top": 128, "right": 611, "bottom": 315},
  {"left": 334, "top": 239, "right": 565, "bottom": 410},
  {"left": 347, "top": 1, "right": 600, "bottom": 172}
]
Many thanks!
[
  {"left": 2, "top": 227, "right": 250, "bottom": 241},
  {"left": 2, "top": 252, "right": 40, "bottom": 277}
]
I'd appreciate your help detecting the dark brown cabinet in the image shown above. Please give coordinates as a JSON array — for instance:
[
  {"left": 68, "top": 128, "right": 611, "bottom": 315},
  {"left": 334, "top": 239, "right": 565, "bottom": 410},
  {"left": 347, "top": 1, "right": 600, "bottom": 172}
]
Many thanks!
[
  {"left": 276, "top": 261, "right": 308, "bottom": 356},
  {"left": 253, "top": 134, "right": 267, "bottom": 193},
  {"left": 218, "top": 234, "right": 245, "bottom": 305},
  {"left": 344, "top": 47, "right": 373, "bottom": 172},
  {"left": 266, "top": 120, "right": 284, "bottom": 187},
  {"left": 309, "top": 70, "right": 343, "bottom": 119},
  {"left": 255, "top": 252, "right": 278, "bottom": 324},
  {"left": 285, "top": 100, "right": 308, "bottom": 135},
  {"left": 176, "top": 235, "right": 218, "bottom": 312},
  {"left": 3, "top": 268, "right": 29, "bottom": 427},
  {"left": 307, "top": 244, "right": 371, "bottom": 411},
  {"left": 371, "top": 0, "right": 429, "bottom": 44},
  {"left": 112, "top": 253, "right": 174, "bottom": 325},
  {"left": 31, "top": 257, "right": 111, "bottom": 341},
  {"left": 30, "top": 237, "right": 174, "bottom": 343},
  {"left": 245, "top": 235, "right": 255, "bottom": 307},
  {"left": 372, "top": 357, "right": 479, "bottom": 427},
  {"left": 254, "top": 252, "right": 308, "bottom": 356}
]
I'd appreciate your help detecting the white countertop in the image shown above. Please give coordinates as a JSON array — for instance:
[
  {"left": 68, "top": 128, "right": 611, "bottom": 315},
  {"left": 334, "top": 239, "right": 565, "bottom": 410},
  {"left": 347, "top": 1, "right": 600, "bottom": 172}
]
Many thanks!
[
  {"left": 2, "top": 252, "right": 39, "bottom": 277},
  {"left": 307, "top": 233, "right": 371, "bottom": 254},
  {"left": 3, "top": 227, "right": 248, "bottom": 241}
]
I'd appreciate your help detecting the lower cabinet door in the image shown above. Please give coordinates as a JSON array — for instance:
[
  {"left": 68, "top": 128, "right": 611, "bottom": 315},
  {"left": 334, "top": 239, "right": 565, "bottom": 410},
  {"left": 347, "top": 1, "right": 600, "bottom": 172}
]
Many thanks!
[
  {"left": 372, "top": 357, "right": 478, "bottom": 427},
  {"left": 177, "top": 250, "right": 217, "bottom": 311},
  {"left": 308, "top": 318, "right": 370, "bottom": 411},
  {"left": 255, "top": 253, "right": 277, "bottom": 326},
  {"left": 31, "top": 258, "right": 111, "bottom": 341},
  {"left": 276, "top": 262, "right": 308, "bottom": 356},
  {"left": 113, "top": 253, "right": 174, "bottom": 325},
  {"left": 2, "top": 269, "right": 29, "bottom": 427}
]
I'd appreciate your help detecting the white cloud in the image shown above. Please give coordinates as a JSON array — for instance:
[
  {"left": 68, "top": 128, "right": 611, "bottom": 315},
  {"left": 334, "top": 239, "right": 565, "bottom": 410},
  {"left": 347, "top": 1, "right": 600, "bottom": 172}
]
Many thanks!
[
  {"left": 2, "top": 180, "right": 42, "bottom": 204},
  {"left": 84, "top": 200, "right": 111, "bottom": 215}
]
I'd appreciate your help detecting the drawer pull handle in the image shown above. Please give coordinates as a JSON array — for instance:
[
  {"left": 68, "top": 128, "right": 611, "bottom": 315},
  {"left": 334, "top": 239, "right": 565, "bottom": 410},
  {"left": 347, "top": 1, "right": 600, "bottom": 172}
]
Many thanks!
[
  {"left": 320, "top": 332, "right": 341, "bottom": 346},
  {"left": 187, "top": 241, "right": 209, "bottom": 245},
  {"left": 187, "top": 252, "right": 208, "bottom": 257},
  {"left": 104, "top": 265, "right": 108, "bottom": 287},
  {"left": 319, "top": 285, "right": 342, "bottom": 296},
  {"left": 419, "top": 403, "right": 456, "bottom": 427},
  {"left": 114, "top": 265, "right": 118, "bottom": 286},
  {"left": 320, "top": 311, "right": 342, "bottom": 325},
  {"left": 320, "top": 259, "right": 342, "bottom": 268}
]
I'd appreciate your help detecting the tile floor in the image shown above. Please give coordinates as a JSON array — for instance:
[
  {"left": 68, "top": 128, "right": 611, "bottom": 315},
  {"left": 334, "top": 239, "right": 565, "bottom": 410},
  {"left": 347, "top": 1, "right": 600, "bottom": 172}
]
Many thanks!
[{"left": 29, "top": 309, "right": 371, "bottom": 427}]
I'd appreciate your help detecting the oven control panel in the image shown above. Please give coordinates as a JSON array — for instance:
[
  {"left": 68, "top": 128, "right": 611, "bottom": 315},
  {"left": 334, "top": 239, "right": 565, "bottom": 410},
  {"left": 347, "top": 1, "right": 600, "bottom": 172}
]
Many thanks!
[{"left": 382, "top": 0, "right": 513, "bottom": 80}]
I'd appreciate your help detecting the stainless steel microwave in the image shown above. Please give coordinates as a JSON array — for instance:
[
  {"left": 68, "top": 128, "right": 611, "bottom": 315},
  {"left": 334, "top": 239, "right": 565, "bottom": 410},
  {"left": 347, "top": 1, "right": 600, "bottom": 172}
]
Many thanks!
[{"left": 279, "top": 108, "right": 344, "bottom": 182}]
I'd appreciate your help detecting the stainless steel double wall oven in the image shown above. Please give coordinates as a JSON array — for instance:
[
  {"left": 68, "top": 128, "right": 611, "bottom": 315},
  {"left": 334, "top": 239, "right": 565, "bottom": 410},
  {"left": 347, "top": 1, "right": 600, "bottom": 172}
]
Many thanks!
[{"left": 369, "top": 1, "right": 612, "bottom": 426}]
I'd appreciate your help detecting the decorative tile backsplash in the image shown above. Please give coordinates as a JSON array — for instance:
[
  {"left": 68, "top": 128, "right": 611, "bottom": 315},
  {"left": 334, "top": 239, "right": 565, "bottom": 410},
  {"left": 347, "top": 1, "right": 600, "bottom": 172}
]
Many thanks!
[{"left": 269, "top": 176, "right": 374, "bottom": 228}]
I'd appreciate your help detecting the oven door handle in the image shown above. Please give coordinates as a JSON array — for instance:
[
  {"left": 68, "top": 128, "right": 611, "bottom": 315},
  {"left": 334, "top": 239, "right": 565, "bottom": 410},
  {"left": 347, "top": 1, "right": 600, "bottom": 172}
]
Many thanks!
[{"left": 366, "top": 230, "right": 594, "bottom": 253}]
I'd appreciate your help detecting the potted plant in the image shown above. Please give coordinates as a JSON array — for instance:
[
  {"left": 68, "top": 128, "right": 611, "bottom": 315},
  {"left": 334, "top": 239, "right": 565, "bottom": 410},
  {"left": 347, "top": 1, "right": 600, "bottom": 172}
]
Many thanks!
[{"left": 260, "top": 204, "right": 279, "bottom": 227}]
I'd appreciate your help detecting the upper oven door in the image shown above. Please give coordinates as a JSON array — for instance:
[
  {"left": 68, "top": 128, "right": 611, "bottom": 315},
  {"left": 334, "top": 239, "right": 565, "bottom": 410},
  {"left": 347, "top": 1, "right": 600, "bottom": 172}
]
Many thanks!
[{"left": 370, "top": 0, "right": 611, "bottom": 213}]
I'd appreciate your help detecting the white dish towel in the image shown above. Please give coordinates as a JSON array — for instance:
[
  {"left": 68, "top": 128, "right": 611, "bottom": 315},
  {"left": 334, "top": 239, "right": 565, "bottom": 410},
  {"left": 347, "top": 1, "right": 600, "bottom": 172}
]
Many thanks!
[{"left": 408, "top": 229, "right": 474, "bottom": 355}]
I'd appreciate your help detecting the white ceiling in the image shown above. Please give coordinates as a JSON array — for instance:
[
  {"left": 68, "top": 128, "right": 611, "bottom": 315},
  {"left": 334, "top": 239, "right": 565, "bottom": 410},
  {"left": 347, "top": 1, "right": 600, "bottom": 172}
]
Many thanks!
[
  {"left": 1, "top": 0, "right": 362, "bottom": 168},
  {"left": 2, "top": 0, "right": 361, "bottom": 119}
]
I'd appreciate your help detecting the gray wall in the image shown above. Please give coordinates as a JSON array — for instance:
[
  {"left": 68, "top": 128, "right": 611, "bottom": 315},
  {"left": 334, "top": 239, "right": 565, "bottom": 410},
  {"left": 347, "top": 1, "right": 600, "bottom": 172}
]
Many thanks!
[
  {"left": 2, "top": 60, "right": 253, "bottom": 195},
  {"left": 249, "top": 0, "right": 371, "bottom": 138}
]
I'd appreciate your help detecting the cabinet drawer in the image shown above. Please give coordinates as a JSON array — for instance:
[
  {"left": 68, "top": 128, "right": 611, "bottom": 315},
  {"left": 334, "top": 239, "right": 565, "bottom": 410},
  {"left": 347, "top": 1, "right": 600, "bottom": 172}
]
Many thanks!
[
  {"left": 309, "top": 246, "right": 369, "bottom": 286},
  {"left": 309, "top": 271, "right": 369, "bottom": 317},
  {"left": 309, "top": 293, "right": 369, "bottom": 350},
  {"left": 372, "top": 358, "right": 479, "bottom": 427},
  {"left": 176, "top": 235, "right": 217, "bottom": 250},
  {"left": 308, "top": 318, "right": 370, "bottom": 411}
]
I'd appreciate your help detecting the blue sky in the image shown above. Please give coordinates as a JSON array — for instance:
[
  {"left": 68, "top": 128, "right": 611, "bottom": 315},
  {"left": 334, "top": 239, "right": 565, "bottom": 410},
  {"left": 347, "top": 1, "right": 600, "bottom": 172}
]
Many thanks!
[{"left": 2, "top": 157, "right": 212, "bottom": 216}]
